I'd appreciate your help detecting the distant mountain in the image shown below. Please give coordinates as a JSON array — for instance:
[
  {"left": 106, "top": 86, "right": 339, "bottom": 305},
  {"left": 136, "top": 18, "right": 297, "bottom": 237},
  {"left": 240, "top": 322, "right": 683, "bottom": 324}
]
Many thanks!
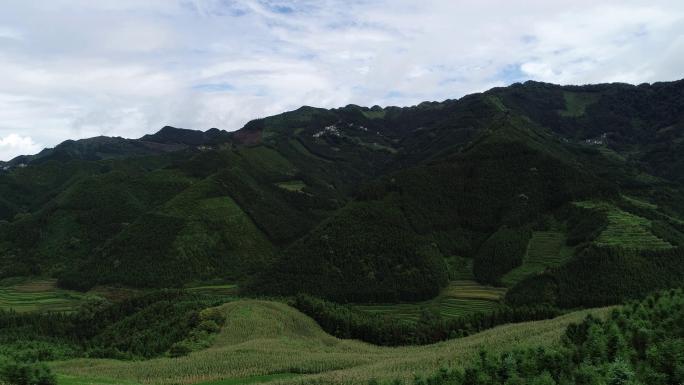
[
  {"left": 140, "top": 126, "right": 231, "bottom": 146},
  {"left": 1, "top": 126, "right": 232, "bottom": 169},
  {"left": 2, "top": 79, "right": 684, "bottom": 308}
]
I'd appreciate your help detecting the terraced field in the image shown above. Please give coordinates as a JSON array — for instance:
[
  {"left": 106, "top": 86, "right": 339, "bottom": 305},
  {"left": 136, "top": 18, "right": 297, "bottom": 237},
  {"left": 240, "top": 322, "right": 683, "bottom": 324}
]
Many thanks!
[
  {"left": 0, "top": 278, "right": 91, "bottom": 313},
  {"left": 187, "top": 284, "right": 239, "bottom": 297},
  {"left": 501, "top": 231, "right": 573, "bottom": 287},
  {"left": 353, "top": 280, "right": 506, "bottom": 321},
  {"left": 52, "top": 300, "right": 613, "bottom": 385},
  {"left": 575, "top": 201, "right": 673, "bottom": 249}
]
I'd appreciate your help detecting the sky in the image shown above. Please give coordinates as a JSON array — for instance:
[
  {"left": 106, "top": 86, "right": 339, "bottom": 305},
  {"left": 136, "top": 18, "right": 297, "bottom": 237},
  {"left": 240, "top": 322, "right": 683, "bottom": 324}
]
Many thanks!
[{"left": 0, "top": 1, "right": 683, "bottom": 160}]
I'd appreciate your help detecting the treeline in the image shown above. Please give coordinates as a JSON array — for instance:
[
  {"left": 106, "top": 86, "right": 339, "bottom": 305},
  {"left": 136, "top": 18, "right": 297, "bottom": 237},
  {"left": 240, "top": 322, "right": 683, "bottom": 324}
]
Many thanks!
[
  {"left": 563, "top": 204, "right": 608, "bottom": 246},
  {"left": 0, "top": 361, "right": 55, "bottom": 385},
  {"left": 473, "top": 226, "right": 531, "bottom": 284},
  {"left": 506, "top": 246, "right": 684, "bottom": 308},
  {"left": 392, "top": 288, "right": 684, "bottom": 385},
  {"left": 248, "top": 199, "right": 450, "bottom": 303},
  {"left": 292, "top": 294, "right": 559, "bottom": 346},
  {"left": 0, "top": 290, "right": 228, "bottom": 363}
]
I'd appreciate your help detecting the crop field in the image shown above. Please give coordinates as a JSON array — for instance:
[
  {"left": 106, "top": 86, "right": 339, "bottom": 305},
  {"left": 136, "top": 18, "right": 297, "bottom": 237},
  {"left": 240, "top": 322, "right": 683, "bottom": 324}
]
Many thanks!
[
  {"left": 187, "top": 284, "right": 239, "bottom": 297},
  {"left": 353, "top": 280, "right": 506, "bottom": 321},
  {"left": 501, "top": 231, "right": 573, "bottom": 287},
  {"left": 51, "top": 300, "right": 613, "bottom": 385},
  {"left": 0, "top": 278, "right": 91, "bottom": 313},
  {"left": 575, "top": 201, "right": 673, "bottom": 249}
]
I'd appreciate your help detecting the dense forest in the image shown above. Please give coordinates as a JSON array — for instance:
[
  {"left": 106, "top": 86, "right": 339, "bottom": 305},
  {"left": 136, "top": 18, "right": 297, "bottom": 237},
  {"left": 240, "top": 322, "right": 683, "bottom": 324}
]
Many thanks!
[
  {"left": 0, "top": 290, "right": 229, "bottom": 384},
  {"left": 397, "top": 289, "right": 684, "bottom": 385},
  {"left": 1, "top": 80, "right": 684, "bottom": 305}
]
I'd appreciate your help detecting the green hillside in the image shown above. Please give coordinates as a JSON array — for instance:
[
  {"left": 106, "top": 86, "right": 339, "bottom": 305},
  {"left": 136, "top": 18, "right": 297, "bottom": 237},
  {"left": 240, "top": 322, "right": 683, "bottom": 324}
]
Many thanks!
[
  {"left": 50, "top": 300, "right": 612, "bottom": 385},
  {"left": 574, "top": 201, "right": 673, "bottom": 249},
  {"left": 1, "top": 79, "right": 684, "bottom": 308},
  {"left": 501, "top": 231, "right": 573, "bottom": 287},
  {"left": 0, "top": 278, "right": 92, "bottom": 313},
  {"left": 2, "top": 79, "right": 684, "bottom": 385},
  {"left": 353, "top": 280, "right": 506, "bottom": 321}
]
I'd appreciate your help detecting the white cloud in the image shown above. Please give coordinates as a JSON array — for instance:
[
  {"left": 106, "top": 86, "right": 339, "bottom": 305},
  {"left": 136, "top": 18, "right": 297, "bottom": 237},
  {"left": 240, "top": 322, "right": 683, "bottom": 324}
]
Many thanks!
[
  {"left": 0, "top": 134, "right": 42, "bottom": 160},
  {"left": 0, "top": 0, "right": 683, "bottom": 160}
]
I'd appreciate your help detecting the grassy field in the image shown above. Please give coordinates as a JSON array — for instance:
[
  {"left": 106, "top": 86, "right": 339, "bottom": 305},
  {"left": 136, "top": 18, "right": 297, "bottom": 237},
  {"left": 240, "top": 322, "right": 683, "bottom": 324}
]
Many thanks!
[
  {"left": 501, "top": 231, "right": 573, "bottom": 287},
  {"left": 353, "top": 280, "right": 506, "bottom": 321},
  {"left": 575, "top": 201, "right": 673, "bottom": 249},
  {"left": 0, "top": 278, "right": 92, "bottom": 313},
  {"left": 51, "top": 300, "right": 612, "bottom": 385}
]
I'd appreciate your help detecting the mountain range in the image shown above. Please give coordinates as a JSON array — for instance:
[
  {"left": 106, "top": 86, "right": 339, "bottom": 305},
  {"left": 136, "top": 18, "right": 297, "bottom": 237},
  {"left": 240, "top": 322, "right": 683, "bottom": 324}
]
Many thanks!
[{"left": 2, "top": 79, "right": 684, "bottom": 309}]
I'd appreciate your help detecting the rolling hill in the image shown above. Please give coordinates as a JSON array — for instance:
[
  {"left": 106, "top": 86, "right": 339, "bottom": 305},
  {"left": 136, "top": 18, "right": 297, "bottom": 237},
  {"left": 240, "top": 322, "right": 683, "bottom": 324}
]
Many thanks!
[{"left": 50, "top": 299, "right": 613, "bottom": 385}]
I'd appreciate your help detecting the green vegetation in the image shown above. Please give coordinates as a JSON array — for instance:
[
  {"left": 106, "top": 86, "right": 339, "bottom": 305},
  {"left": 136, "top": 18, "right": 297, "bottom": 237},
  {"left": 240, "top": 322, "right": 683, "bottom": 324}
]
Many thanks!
[
  {"left": 559, "top": 91, "right": 599, "bottom": 117},
  {"left": 574, "top": 201, "right": 673, "bottom": 249},
  {"left": 361, "top": 109, "right": 386, "bottom": 119},
  {"left": 275, "top": 180, "right": 307, "bottom": 192},
  {"left": 353, "top": 281, "right": 505, "bottom": 321},
  {"left": 474, "top": 226, "right": 532, "bottom": 285},
  {"left": 622, "top": 195, "right": 658, "bottom": 210},
  {"left": 50, "top": 300, "right": 612, "bottom": 385},
  {"left": 0, "top": 290, "right": 230, "bottom": 364},
  {"left": 247, "top": 198, "right": 450, "bottom": 302},
  {"left": 0, "top": 279, "right": 92, "bottom": 313},
  {"left": 2, "top": 80, "right": 684, "bottom": 385},
  {"left": 186, "top": 284, "right": 238, "bottom": 297},
  {"left": 56, "top": 374, "right": 141, "bottom": 385},
  {"left": 1, "top": 361, "right": 56, "bottom": 385},
  {"left": 411, "top": 289, "right": 684, "bottom": 385},
  {"left": 501, "top": 232, "right": 573, "bottom": 287},
  {"left": 507, "top": 246, "right": 684, "bottom": 308},
  {"left": 295, "top": 293, "right": 556, "bottom": 346}
]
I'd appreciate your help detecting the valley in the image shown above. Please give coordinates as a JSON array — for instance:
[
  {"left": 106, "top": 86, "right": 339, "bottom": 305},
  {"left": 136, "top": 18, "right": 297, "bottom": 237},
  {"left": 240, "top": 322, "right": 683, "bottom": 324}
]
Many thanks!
[{"left": 2, "top": 79, "right": 684, "bottom": 385}]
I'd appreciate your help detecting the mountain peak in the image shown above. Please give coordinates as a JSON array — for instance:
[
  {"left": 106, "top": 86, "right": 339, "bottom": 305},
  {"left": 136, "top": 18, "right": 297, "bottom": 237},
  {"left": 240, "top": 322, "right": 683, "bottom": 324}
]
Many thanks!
[{"left": 140, "top": 126, "right": 230, "bottom": 146}]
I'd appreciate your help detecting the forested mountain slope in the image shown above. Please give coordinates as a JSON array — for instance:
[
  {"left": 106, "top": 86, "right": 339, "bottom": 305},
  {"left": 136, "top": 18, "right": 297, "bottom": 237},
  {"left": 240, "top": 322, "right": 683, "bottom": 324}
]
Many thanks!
[{"left": 1, "top": 79, "right": 684, "bottom": 305}]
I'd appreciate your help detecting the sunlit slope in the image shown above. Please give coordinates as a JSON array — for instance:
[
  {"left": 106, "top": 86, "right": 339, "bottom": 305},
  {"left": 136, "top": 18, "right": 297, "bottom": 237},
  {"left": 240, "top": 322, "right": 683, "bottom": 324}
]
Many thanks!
[{"left": 52, "top": 300, "right": 612, "bottom": 385}]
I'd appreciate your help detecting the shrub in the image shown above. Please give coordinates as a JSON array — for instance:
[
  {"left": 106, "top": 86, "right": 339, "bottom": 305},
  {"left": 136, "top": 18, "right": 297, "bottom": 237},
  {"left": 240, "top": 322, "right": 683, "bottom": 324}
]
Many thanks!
[{"left": 0, "top": 362, "right": 56, "bottom": 385}]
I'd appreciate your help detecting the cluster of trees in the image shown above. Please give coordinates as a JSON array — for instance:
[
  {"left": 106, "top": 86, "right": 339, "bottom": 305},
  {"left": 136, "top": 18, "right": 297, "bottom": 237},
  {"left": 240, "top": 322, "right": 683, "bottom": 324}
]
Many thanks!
[
  {"left": 292, "top": 294, "right": 559, "bottom": 346},
  {"left": 473, "top": 226, "right": 531, "bottom": 284},
  {"left": 563, "top": 204, "right": 608, "bottom": 246},
  {"left": 0, "top": 290, "right": 228, "bottom": 363},
  {"left": 392, "top": 288, "right": 684, "bottom": 385},
  {"left": 494, "top": 80, "right": 684, "bottom": 183},
  {"left": 252, "top": 128, "right": 620, "bottom": 303},
  {"left": 248, "top": 199, "right": 450, "bottom": 303},
  {"left": 0, "top": 361, "right": 55, "bottom": 385},
  {"left": 506, "top": 246, "right": 684, "bottom": 308}
]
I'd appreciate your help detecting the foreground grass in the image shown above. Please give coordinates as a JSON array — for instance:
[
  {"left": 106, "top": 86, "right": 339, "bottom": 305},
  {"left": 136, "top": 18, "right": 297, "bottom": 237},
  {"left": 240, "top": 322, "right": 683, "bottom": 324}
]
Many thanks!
[
  {"left": 52, "top": 300, "right": 612, "bottom": 385},
  {"left": 353, "top": 281, "right": 505, "bottom": 321}
]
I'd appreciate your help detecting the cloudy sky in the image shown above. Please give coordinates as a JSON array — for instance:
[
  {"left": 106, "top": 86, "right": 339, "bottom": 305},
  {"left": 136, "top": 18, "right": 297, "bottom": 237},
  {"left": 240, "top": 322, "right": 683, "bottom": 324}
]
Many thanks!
[{"left": 0, "top": 0, "right": 683, "bottom": 160}]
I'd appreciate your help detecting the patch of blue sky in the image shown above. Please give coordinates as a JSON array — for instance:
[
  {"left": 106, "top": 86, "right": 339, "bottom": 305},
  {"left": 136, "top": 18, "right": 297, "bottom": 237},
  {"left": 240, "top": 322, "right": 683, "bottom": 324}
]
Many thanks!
[
  {"left": 385, "top": 90, "right": 405, "bottom": 99},
  {"left": 495, "top": 64, "right": 527, "bottom": 84},
  {"left": 521, "top": 34, "right": 537, "bottom": 44},
  {"left": 260, "top": 0, "right": 296, "bottom": 14}
]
